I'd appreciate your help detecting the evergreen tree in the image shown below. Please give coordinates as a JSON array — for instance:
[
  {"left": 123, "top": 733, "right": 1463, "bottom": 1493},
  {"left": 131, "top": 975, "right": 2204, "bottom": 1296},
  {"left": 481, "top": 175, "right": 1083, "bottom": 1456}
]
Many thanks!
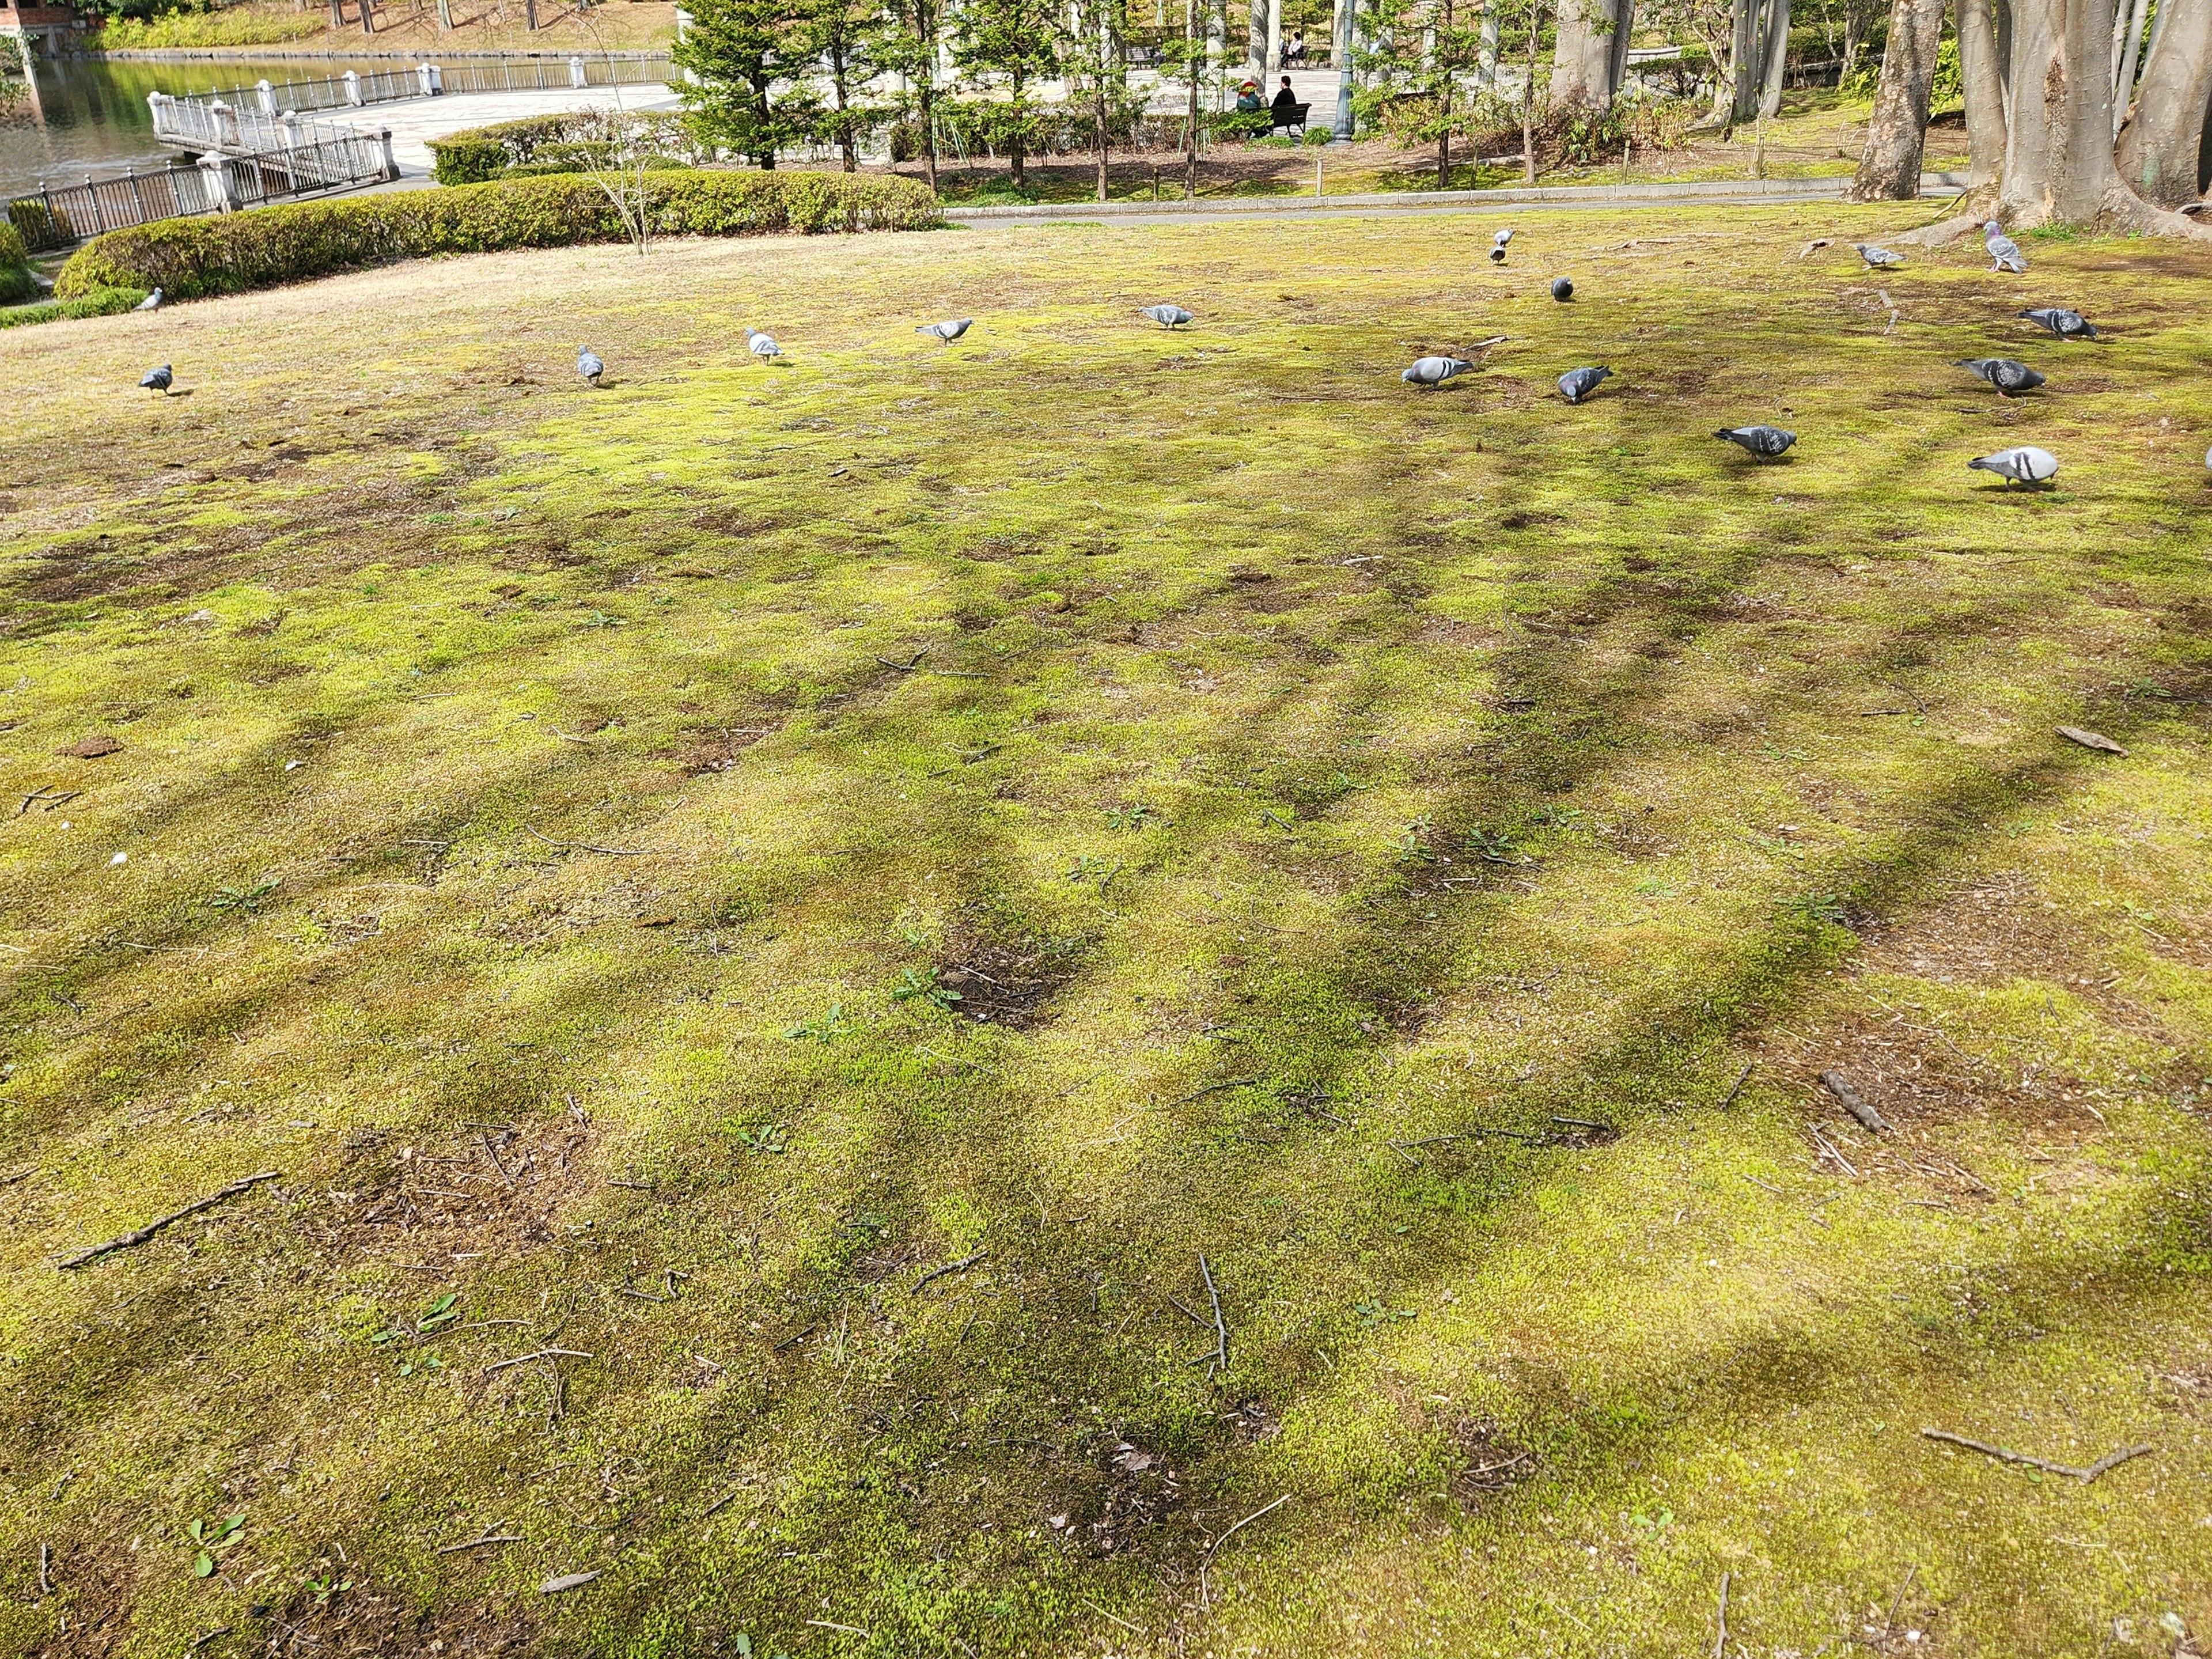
[
  {"left": 804, "top": 0, "right": 890, "bottom": 172},
  {"left": 955, "top": 0, "right": 1065, "bottom": 185},
  {"left": 878, "top": 0, "right": 948, "bottom": 191},
  {"left": 674, "top": 0, "right": 819, "bottom": 169}
]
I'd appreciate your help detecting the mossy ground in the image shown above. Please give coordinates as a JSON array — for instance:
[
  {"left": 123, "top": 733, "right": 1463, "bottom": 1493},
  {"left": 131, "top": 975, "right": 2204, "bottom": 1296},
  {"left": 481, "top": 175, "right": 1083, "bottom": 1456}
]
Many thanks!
[{"left": 2, "top": 206, "right": 2210, "bottom": 1659}]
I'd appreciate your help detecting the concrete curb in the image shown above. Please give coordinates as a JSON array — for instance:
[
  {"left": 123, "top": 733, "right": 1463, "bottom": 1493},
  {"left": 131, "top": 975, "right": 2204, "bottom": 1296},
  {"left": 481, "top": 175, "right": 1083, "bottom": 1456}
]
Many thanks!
[{"left": 945, "top": 172, "right": 1974, "bottom": 222}]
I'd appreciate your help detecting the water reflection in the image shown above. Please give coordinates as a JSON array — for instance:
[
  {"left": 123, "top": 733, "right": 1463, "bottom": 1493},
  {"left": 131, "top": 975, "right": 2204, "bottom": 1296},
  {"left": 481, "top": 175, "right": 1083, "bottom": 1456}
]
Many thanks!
[{"left": 1, "top": 56, "right": 397, "bottom": 196}]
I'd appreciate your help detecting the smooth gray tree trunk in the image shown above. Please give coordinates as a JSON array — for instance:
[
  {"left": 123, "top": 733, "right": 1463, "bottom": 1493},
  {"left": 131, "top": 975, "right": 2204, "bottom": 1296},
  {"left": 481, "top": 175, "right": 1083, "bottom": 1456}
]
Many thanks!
[
  {"left": 1246, "top": 0, "right": 1266, "bottom": 86},
  {"left": 1758, "top": 0, "right": 1791, "bottom": 116},
  {"left": 1551, "top": 0, "right": 1632, "bottom": 107},
  {"left": 1959, "top": 0, "right": 2008, "bottom": 182},
  {"left": 2115, "top": 0, "right": 2212, "bottom": 200},
  {"left": 1845, "top": 0, "right": 1945, "bottom": 196},
  {"left": 2000, "top": 0, "right": 2118, "bottom": 222}
]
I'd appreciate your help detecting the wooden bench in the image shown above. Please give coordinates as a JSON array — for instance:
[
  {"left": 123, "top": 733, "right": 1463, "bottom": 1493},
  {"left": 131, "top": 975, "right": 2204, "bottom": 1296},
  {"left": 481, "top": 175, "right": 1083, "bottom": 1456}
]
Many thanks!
[{"left": 1268, "top": 101, "right": 1312, "bottom": 133}]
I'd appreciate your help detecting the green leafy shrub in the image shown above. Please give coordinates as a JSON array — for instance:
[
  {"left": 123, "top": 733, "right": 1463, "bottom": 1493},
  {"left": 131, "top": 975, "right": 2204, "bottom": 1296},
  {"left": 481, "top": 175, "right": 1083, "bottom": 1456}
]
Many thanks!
[
  {"left": 0, "top": 221, "right": 26, "bottom": 267},
  {"left": 429, "top": 137, "right": 507, "bottom": 187},
  {"left": 0, "top": 263, "right": 37, "bottom": 306},
  {"left": 3, "top": 199, "right": 57, "bottom": 252},
  {"left": 55, "top": 171, "right": 940, "bottom": 302},
  {"left": 95, "top": 9, "right": 321, "bottom": 47},
  {"left": 0, "top": 285, "right": 150, "bottom": 328}
]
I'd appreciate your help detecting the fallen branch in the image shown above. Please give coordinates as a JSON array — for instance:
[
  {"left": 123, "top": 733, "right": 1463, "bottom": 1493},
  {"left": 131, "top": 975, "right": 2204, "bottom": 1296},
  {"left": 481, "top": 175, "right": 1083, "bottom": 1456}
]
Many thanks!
[
  {"left": 1711, "top": 1570, "right": 1730, "bottom": 1659},
  {"left": 1821, "top": 1070, "right": 1889, "bottom": 1132},
  {"left": 483, "top": 1348, "right": 593, "bottom": 1376},
  {"left": 1198, "top": 1252, "right": 1230, "bottom": 1376},
  {"left": 1720, "top": 1060, "right": 1756, "bottom": 1108},
  {"left": 1164, "top": 1077, "right": 1260, "bottom": 1111},
  {"left": 524, "top": 826, "right": 658, "bottom": 857},
  {"left": 1206, "top": 1491, "right": 1292, "bottom": 1558},
  {"left": 37, "top": 1541, "right": 52, "bottom": 1598},
  {"left": 1919, "top": 1428, "right": 2154, "bottom": 1483},
  {"left": 913, "top": 1249, "right": 988, "bottom": 1292},
  {"left": 435, "top": 1532, "right": 522, "bottom": 1554},
  {"left": 55, "top": 1171, "right": 281, "bottom": 1270}
]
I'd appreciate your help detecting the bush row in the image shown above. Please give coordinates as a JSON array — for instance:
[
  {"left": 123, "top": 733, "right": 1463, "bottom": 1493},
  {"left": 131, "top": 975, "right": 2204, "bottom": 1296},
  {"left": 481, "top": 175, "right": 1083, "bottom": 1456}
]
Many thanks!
[
  {"left": 427, "top": 110, "right": 709, "bottom": 185},
  {"left": 0, "top": 286, "right": 150, "bottom": 329},
  {"left": 54, "top": 168, "right": 941, "bottom": 302}
]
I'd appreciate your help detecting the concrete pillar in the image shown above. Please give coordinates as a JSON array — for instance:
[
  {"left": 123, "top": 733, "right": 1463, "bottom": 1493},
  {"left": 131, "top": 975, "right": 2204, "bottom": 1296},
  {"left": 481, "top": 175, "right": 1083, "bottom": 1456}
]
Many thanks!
[
  {"left": 212, "top": 99, "right": 239, "bottom": 149},
  {"left": 199, "top": 151, "right": 235, "bottom": 211},
  {"left": 569, "top": 55, "right": 587, "bottom": 88},
  {"left": 280, "top": 110, "right": 302, "bottom": 147},
  {"left": 343, "top": 70, "right": 363, "bottom": 104},
  {"left": 147, "top": 89, "right": 170, "bottom": 139},
  {"left": 377, "top": 128, "right": 399, "bottom": 180},
  {"left": 416, "top": 62, "right": 434, "bottom": 94},
  {"left": 256, "top": 78, "right": 277, "bottom": 115},
  {"left": 428, "top": 63, "right": 444, "bottom": 92}
]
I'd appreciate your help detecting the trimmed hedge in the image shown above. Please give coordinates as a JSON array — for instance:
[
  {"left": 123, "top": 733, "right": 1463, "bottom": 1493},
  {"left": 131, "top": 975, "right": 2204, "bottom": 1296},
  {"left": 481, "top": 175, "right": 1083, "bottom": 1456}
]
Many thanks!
[
  {"left": 0, "top": 221, "right": 26, "bottom": 267},
  {"left": 0, "top": 286, "right": 151, "bottom": 329},
  {"left": 55, "top": 169, "right": 941, "bottom": 302}
]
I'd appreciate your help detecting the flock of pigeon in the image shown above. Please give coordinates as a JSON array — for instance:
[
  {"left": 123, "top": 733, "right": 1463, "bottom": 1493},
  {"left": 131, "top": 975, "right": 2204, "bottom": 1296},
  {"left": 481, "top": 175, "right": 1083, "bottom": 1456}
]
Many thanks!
[{"left": 138, "top": 218, "right": 2211, "bottom": 485}]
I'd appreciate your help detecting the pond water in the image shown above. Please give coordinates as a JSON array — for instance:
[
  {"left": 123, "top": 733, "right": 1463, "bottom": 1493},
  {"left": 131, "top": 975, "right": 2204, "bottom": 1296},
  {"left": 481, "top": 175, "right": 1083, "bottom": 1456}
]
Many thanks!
[{"left": 1, "top": 56, "right": 397, "bottom": 198}]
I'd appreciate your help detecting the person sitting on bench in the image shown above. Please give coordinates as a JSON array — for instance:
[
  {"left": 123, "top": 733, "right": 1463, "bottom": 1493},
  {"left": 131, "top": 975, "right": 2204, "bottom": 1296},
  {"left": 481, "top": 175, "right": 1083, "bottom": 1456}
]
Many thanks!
[
  {"left": 1270, "top": 75, "right": 1299, "bottom": 123},
  {"left": 1236, "top": 80, "right": 1264, "bottom": 114}
]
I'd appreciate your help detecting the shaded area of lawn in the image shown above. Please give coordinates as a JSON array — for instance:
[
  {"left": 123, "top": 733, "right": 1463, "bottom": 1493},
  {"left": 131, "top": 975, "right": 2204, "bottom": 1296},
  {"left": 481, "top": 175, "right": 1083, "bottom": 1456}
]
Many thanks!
[{"left": 0, "top": 206, "right": 2209, "bottom": 1659}]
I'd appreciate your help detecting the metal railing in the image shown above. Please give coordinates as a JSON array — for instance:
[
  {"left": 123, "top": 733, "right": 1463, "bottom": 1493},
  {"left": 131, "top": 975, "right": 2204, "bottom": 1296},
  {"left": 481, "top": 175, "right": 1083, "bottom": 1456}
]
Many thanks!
[
  {"left": 149, "top": 92, "right": 365, "bottom": 153},
  {"left": 5, "top": 131, "right": 396, "bottom": 251},
  {"left": 175, "top": 53, "right": 673, "bottom": 120}
]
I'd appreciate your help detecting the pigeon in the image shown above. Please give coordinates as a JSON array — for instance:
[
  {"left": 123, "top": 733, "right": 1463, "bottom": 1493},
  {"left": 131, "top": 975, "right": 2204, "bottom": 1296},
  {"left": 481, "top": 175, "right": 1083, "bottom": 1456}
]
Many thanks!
[
  {"left": 1983, "top": 221, "right": 2027, "bottom": 272},
  {"left": 1139, "top": 304, "right": 1194, "bottom": 329},
  {"left": 744, "top": 328, "right": 783, "bottom": 360},
  {"left": 576, "top": 348, "right": 604, "bottom": 386},
  {"left": 1968, "top": 445, "right": 2058, "bottom": 486},
  {"left": 136, "top": 286, "right": 164, "bottom": 310},
  {"left": 1955, "top": 357, "right": 2046, "bottom": 396},
  {"left": 1854, "top": 243, "right": 1906, "bottom": 268},
  {"left": 1558, "top": 366, "right": 1612, "bottom": 404},
  {"left": 140, "top": 363, "right": 173, "bottom": 393},
  {"left": 2018, "top": 306, "right": 2097, "bottom": 340},
  {"left": 1490, "top": 227, "right": 1513, "bottom": 265},
  {"left": 916, "top": 318, "right": 972, "bottom": 342},
  {"left": 1402, "top": 355, "right": 1474, "bottom": 387},
  {"left": 1550, "top": 276, "right": 1574, "bottom": 301},
  {"left": 1714, "top": 424, "right": 1797, "bottom": 460}
]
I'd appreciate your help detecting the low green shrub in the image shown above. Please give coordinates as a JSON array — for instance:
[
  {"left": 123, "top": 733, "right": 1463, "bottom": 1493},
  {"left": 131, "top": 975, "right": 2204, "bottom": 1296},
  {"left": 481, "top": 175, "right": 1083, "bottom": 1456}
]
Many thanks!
[
  {"left": 429, "top": 137, "right": 507, "bottom": 187},
  {"left": 0, "top": 285, "right": 150, "bottom": 328},
  {"left": 55, "top": 170, "right": 941, "bottom": 302},
  {"left": 2, "top": 200, "right": 56, "bottom": 252},
  {"left": 0, "top": 263, "right": 37, "bottom": 306},
  {"left": 0, "top": 221, "right": 26, "bottom": 267}
]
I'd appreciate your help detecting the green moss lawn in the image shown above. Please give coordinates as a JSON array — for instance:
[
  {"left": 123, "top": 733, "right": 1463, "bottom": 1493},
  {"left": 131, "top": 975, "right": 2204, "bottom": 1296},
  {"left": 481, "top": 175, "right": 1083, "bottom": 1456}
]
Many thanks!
[{"left": 3, "top": 206, "right": 2210, "bottom": 1658}]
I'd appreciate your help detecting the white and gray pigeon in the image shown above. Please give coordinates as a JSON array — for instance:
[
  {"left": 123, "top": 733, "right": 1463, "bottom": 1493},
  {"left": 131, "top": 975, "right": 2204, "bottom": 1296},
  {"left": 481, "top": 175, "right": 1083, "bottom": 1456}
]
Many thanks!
[
  {"left": 1558, "top": 366, "right": 1612, "bottom": 404},
  {"left": 1139, "top": 304, "right": 1194, "bottom": 329},
  {"left": 1968, "top": 445, "right": 2058, "bottom": 486},
  {"left": 1403, "top": 355, "right": 1474, "bottom": 387},
  {"left": 141, "top": 363, "right": 173, "bottom": 393},
  {"left": 1983, "top": 221, "right": 2027, "bottom": 272},
  {"left": 1714, "top": 424, "right": 1797, "bottom": 459},
  {"left": 2019, "top": 306, "right": 2097, "bottom": 340},
  {"left": 1955, "top": 357, "right": 2046, "bottom": 395},
  {"left": 1854, "top": 243, "right": 1906, "bottom": 268},
  {"left": 745, "top": 327, "right": 783, "bottom": 359},
  {"left": 136, "top": 286, "right": 164, "bottom": 310},
  {"left": 1490, "top": 226, "right": 1513, "bottom": 264},
  {"left": 577, "top": 347, "right": 604, "bottom": 386},
  {"left": 916, "top": 318, "right": 972, "bottom": 342}
]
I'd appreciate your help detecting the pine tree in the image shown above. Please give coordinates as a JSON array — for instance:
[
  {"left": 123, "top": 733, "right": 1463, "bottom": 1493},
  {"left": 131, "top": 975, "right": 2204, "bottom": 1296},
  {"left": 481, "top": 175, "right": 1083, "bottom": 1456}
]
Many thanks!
[
  {"left": 674, "top": 0, "right": 819, "bottom": 169},
  {"left": 955, "top": 0, "right": 1065, "bottom": 186}
]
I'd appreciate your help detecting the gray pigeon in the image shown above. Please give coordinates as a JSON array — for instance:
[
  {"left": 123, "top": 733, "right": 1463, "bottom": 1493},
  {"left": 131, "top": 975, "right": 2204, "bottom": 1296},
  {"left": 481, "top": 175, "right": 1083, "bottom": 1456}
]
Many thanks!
[
  {"left": 1550, "top": 276, "right": 1574, "bottom": 301},
  {"left": 2019, "top": 306, "right": 2097, "bottom": 340},
  {"left": 1490, "top": 227, "right": 1513, "bottom": 265},
  {"left": 1139, "top": 304, "right": 1194, "bottom": 329},
  {"left": 1854, "top": 243, "right": 1906, "bottom": 268},
  {"left": 1558, "top": 366, "right": 1612, "bottom": 404},
  {"left": 576, "top": 347, "right": 604, "bottom": 386},
  {"left": 744, "top": 327, "right": 783, "bottom": 360},
  {"left": 1955, "top": 357, "right": 2046, "bottom": 396},
  {"left": 1714, "top": 424, "right": 1796, "bottom": 459},
  {"left": 916, "top": 318, "right": 972, "bottom": 342},
  {"left": 136, "top": 286, "right": 164, "bottom": 310},
  {"left": 1403, "top": 355, "right": 1473, "bottom": 387},
  {"left": 141, "top": 363, "right": 173, "bottom": 393},
  {"left": 1968, "top": 445, "right": 2058, "bottom": 486},
  {"left": 1983, "top": 221, "right": 2027, "bottom": 272}
]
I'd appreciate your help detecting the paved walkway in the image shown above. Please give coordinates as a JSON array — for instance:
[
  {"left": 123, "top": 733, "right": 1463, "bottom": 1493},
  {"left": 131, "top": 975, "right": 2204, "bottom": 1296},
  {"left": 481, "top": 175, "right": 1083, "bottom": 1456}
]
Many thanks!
[{"left": 356, "top": 82, "right": 682, "bottom": 176}]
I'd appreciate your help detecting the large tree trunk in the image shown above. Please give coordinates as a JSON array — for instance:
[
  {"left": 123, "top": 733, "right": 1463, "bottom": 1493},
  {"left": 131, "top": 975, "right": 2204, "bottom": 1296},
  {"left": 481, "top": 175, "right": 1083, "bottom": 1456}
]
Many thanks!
[
  {"left": 2115, "top": 0, "right": 2212, "bottom": 203},
  {"left": 1246, "top": 0, "right": 1266, "bottom": 85},
  {"left": 1730, "top": 0, "right": 1761, "bottom": 120},
  {"left": 1551, "top": 0, "right": 1631, "bottom": 108},
  {"left": 1757, "top": 0, "right": 1790, "bottom": 116},
  {"left": 1844, "top": 0, "right": 1945, "bottom": 198},
  {"left": 1958, "top": 0, "right": 2008, "bottom": 183},
  {"left": 2001, "top": 0, "right": 2116, "bottom": 222}
]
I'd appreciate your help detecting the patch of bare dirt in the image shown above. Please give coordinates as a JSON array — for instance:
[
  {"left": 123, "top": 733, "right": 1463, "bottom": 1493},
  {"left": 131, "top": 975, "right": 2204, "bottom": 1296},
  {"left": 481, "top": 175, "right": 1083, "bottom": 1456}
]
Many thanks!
[
  {"left": 1448, "top": 1416, "right": 1536, "bottom": 1509},
  {"left": 251, "top": 1580, "right": 536, "bottom": 1657},
  {"left": 1044, "top": 1440, "right": 1184, "bottom": 1556},
  {"left": 312, "top": 1119, "right": 595, "bottom": 1268},
  {"left": 938, "top": 939, "right": 1084, "bottom": 1029}
]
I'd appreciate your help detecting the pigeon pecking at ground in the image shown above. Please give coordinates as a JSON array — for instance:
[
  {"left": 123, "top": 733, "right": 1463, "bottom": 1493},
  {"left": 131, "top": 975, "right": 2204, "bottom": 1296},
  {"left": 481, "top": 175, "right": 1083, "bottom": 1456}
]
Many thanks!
[
  {"left": 1854, "top": 243, "right": 1906, "bottom": 268},
  {"left": 916, "top": 319, "right": 973, "bottom": 342},
  {"left": 2019, "top": 306, "right": 2098, "bottom": 340},
  {"left": 1969, "top": 445, "right": 2058, "bottom": 486},
  {"left": 1550, "top": 276, "right": 1574, "bottom": 301},
  {"left": 136, "top": 286, "right": 164, "bottom": 311},
  {"left": 1558, "top": 366, "right": 1612, "bottom": 404},
  {"left": 1714, "top": 424, "right": 1797, "bottom": 460},
  {"left": 745, "top": 328, "right": 783, "bottom": 359},
  {"left": 1139, "top": 304, "right": 1194, "bottom": 328},
  {"left": 1403, "top": 355, "right": 1474, "bottom": 387},
  {"left": 1955, "top": 357, "right": 2047, "bottom": 395},
  {"left": 577, "top": 347, "right": 604, "bottom": 386},
  {"left": 1490, "top": 228, "right": 1513, "bottom": 264},
  {"left": 140, "top": 363, "right": 173, "bottom": 393},
  {"left": 1983, "top": 221, "right": 2028, "bottom": 272}
]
